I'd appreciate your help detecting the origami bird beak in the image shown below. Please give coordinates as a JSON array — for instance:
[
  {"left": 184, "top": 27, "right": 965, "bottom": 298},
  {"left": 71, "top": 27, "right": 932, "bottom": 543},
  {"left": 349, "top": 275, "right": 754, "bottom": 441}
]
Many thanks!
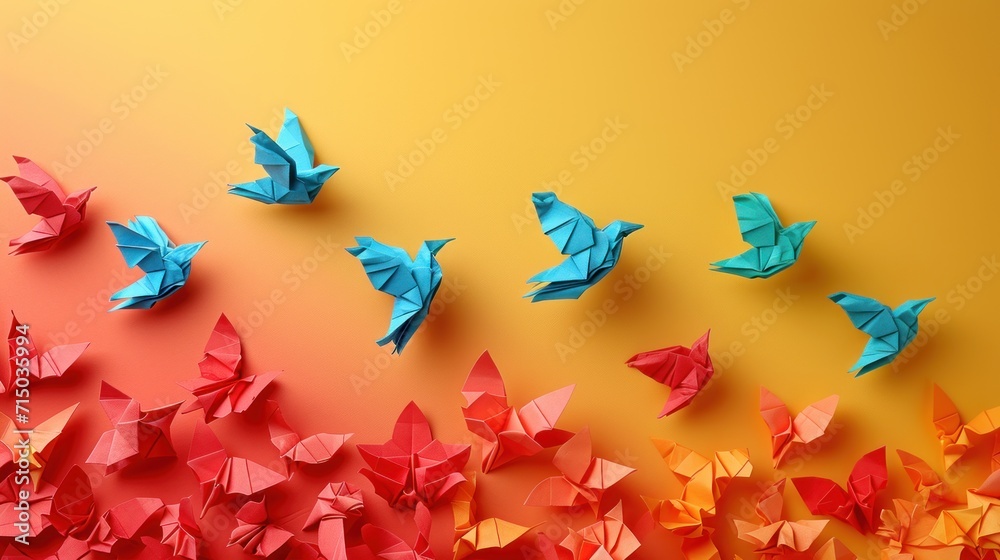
[
  {"left": 616, "top": 221, "right": 644, "bottom": 237},
  {"left": 909, "top": 298, "right": 936, "bottom": 314},
  {"left": 789, "top": 220, "right": 818, "bottom": 236}
]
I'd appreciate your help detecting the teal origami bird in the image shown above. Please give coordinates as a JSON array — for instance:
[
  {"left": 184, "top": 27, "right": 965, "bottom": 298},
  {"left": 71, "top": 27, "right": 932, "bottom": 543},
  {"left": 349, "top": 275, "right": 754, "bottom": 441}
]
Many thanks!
[
  {"left": 711, "top": 193, "right": 815, "bottom": 279},
  {"left": 229, "top": 108, "right": 338, "bottom": 204},
  {"left": 347, "top": 237, "right": 453, "bottom": 354},
  {"left": 829, "top": 292, "right": 935, "bottom": 376},
  {"left": 526, "top": 192, "right": 643, "bottom": 302},
  {"left": 107, "top": 216, "right": 206, "bottom": 311}
]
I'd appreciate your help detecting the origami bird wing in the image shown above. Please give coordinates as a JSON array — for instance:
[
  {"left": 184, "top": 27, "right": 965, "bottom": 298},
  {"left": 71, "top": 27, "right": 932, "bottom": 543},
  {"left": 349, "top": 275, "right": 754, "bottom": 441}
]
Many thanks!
[
  {"left": 793, "top": 447, "right": 886, "bottom": 533},
  {"left": 733, "top": 192, "right": 782, "bottom": 248},
  {"left": 792, "top": 396, "right": 839, "bottom": 446},
  {"left": 791, "top": 477, "right": 858, "bottom": 532},
  {"left": 347, "top": 237, "right": 419, "bottom": 299},
  {"left": 828, "top": 292, "right": 901, "bottom": 374},
  {"left": 197, "top": 314, "right": 243, "bottom": 381},
  {"left": 531, "top": 191, "right": 599, "bottom": 257},
  {"left": 109, "top": 216, "right": 171, "bottom": 272},
  {"left": 759, "top": 387, "right": 793, "bottom": 466},
  {"left": 4, "top": 156, "right": 66, "bottom": 215},
  {"left": 276, "top": 108, "right": 319, "bottom": 172},
  {"left": 263, "top": 400, "right": 351, "bottom": 465}
]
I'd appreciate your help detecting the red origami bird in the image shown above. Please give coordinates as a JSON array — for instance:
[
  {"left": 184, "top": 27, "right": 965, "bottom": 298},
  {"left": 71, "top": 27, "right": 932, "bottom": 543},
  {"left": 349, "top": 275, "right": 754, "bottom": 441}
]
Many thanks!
[
  {"left": 48, "top": 465, "right": 97, "bottom": 538},
  {"left": 792, "top": 447, "right": 887, "bottom": 533},
  {"left": 263, "top": 400, "right": 352, "bottom": 465},
  {"left": 2, "top": 156, "right": 95, "bottom": 255},
  {"left": 186, "top": 422, "right": 287, "bottom": 517},
  {"left": 179, "top": 314, "right": 279, "bottom": 422},
  {"left": 303, "top": 482, "right": 365, "bottom": 560},
  {"left": 5, "top": 312, "right": 89, "bottom": 393},
  {"left": 229, "top": 497, "right": 317, "bottom": 559},
  {"left": 625, "top": 330, "right": 713, "bottom": 418},
  {"left": 759, "top": 387, "right": 839, "bottom": 468},
  {"left": 361, "top": 502, "right": 435, "bottom": 560},
  {"left": 358, "top": 401, "right": 470, "bottom": 509},
  {"left": 86, "top": 381, "right": 183, "bottom": 474},
  {"left": 524, "top": 427, "right": 635, "bottom": 513},
  {"left": 461, "top": 350, "right": 574, "bottom": 472}
]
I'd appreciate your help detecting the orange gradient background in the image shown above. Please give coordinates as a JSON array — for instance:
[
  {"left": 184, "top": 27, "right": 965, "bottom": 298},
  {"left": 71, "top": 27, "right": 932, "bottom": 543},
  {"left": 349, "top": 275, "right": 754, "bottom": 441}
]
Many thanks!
[{"left": 2, "top": 1, "right": 1000, "bottom": 558}]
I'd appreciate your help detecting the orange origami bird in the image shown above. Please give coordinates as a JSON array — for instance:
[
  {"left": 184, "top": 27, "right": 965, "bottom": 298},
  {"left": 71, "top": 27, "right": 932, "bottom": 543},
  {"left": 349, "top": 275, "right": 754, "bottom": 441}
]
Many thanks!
[
  {"left": 644, "top": 439, "right": 752, "bottom": 560},
  {"left": 896, "top": 450, "right": 955, "bottom": 510},
  {"left": 461, "top": 350, "right": 574, "bottom": 472},
  {"left": 524, "top": 427, "right": 635, "bottom": 513},
  {"left": 733, "top": 478, "right": 828, "bottom": 558},
  {"left": 452, "top": 475, "right": 533, "bottom": 560},
  {"left": 759, "top": 387, "right": 838, "bottom": 468},
  {"left": 3, "top": 156, "right": 96, "bottom": 255},
  {"left": 0, "top": 403, "right": 78, "bottom": 489},
  {"left": 933, "top": 384, "right": 1000, "bottom": 471},
  {"left": 625, "top": 330, "right": 713, "bottom": 418}
]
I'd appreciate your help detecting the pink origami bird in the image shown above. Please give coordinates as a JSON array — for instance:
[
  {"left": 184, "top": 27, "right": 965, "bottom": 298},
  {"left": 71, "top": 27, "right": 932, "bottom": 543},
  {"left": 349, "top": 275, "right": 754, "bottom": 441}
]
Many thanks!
[
  {"left": 361, "top": 502, "right": 435, "bottom": 560},
  {"left": 358, "top": 401, "right": 470, "bottom": 509},
  {"left": 263, "top": 400, "right": 352, "bottom": 465},
  {"left": 2, "top": 156, "right": 95, "bottom": 255},
  {"left": 792, "top": 447, "right": 887, "bottom": 534},
  {"left": 86, "top": 381, "right": 183, "bottom": 474},
  {"left": 186, "top": 422, "right": 287, "bottom": 517},
  {"left": 303, "top": 482, "right": 364, "bottom": 560},
  {"left": 538, "top": 501, "right": 644, "bottom": 560},
  {"left": 158, "top": 497, "right": 203, "bottom": 560},
  {"left": 461, "top": 350, "right": 574, "bottom": 472},
  {"left": 759, "top": 387, "right": 839, "bottom": 468},
  {"left": 5, "top": 312, "right": 89, "bottom": 393},
  {"left": 179, "top": 314, "right": 279, "bottom": 422},
  {"left": 524, "top": 427, "right": 635, "bottom": 512},
  {"left": 625, "top": 330, "right": 713, "bottom": 418}
]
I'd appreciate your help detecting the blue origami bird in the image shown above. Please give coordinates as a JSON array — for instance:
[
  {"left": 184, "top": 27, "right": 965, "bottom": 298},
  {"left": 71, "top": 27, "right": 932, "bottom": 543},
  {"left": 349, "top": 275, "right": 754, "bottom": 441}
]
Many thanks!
[
  {"left": 829, "top": 292, "right": 935, "bottom": 376},
  {"left": 525, "top": 192, "right": 643, "bottom": 302},
  {"left": 346, "top": 236, "right": 453, "bottom": 354},
  {"left": 107, "top": 216, "right": 206, "bottom": 311},
  {"left": 229, "top": 108, "right": 338, "bottom": 204},
  {"left": 711, "top": 192, "right": 816, "bottom": 279}
]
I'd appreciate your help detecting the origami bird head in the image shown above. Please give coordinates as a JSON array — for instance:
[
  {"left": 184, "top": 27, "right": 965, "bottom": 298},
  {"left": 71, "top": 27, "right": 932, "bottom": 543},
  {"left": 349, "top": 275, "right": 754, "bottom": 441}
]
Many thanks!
[
  {"left": 167, "top": 241, "right": 207, "bottom": 264},
  {"left": 895, "top": 298, "right": 935, "bottom": 322},
  {"left": 782, "top": 220, "right": 817, "bottom": 248},
  {"left": 606, "top": 220, "right": 644, "bottom": 242}
]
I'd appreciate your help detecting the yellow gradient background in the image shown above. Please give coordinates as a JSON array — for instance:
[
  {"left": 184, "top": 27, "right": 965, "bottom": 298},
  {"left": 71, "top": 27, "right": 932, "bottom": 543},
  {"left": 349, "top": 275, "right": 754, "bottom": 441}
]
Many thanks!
[{"left": 1, "top": 1, "right": 999, "bottom": 558}]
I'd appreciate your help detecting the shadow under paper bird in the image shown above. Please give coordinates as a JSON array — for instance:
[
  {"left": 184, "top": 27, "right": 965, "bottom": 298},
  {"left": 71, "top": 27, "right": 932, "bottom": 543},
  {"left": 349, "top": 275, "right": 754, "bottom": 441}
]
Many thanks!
[
  {"left": 107, "top": 216, "right": 206, "bottom": 311},
  {"left": 711, "top": 192, "right": 815, "bottom": 278},
  {"left": 3, "top": 156, "right": 96, "bottom": 255},
  {"left": 229, "top": 108, "right": 338, "bottom": 204},
  {"left": 829, "top": 292, "right": 934, "bottom": 375},
  {"left": 526, "top": 192, "right": 643, "bottom": 302},
  {"left": 347, "top": 236, "right": 453, "bottom": 354}
]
